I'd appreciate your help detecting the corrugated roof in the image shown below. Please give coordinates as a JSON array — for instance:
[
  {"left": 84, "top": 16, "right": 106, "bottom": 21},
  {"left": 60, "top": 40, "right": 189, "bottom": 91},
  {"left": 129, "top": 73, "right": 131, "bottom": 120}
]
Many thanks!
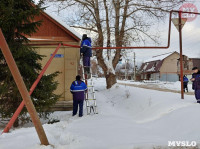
[
  {"left": 30, "top": 2, "right": 81, "bottom": 40},
  {"left": 140, "top": 60, "right": 163, "bottom": 73},
  {"left": 144, "top": 52, "right": 176, "bottom": 63}
]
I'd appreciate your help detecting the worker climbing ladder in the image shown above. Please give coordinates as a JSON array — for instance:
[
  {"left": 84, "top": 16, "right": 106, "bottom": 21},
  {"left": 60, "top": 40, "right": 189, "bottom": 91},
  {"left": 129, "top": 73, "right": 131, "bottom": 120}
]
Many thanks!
[{"left": 81, "top": 58, "right": 98, "bottom": 115}]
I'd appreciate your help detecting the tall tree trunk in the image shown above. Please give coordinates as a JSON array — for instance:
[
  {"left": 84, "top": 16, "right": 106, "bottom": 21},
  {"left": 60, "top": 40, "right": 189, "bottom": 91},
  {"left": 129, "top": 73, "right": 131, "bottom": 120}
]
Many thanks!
[
  {"left": 106, "top": 73, "right": 116, "bottom": 89},
  {"left": 102, "top": 0, "right": 117, "bottom": 89}
]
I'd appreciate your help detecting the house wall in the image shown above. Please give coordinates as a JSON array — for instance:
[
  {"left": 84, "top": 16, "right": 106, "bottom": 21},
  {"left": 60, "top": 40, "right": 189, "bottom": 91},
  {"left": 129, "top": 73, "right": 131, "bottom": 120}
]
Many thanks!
[
  {"left": 30, "top": 13, "right": 77, "bottom": 42},
  {"left": 160, "top": 74, "right": 179, "bottom": 82},
  {"left": 159, "top": 53, "right": 179, "bottom": 82},
  {"left": 33, "top": 42, "right": 80, "bottom": 102},
  {"left": 150, "top": 73, "right": 160, "bottom": 80}
]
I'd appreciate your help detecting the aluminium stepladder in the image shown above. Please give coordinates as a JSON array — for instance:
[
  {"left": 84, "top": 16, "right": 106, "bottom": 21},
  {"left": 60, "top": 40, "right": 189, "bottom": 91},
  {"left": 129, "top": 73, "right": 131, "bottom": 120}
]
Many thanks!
[{"left": 81, "top": 58, "right": 98, "bottom": 115}]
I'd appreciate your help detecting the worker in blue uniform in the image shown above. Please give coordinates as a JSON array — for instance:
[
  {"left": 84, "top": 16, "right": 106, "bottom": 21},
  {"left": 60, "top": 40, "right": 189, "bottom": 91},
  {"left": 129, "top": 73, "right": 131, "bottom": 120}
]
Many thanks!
[
  {"left": 70, "top": 75, "right": 87, "bottom": 117},
  {"left": 80, "top": 34, "right": 92, "bottom": 74}
]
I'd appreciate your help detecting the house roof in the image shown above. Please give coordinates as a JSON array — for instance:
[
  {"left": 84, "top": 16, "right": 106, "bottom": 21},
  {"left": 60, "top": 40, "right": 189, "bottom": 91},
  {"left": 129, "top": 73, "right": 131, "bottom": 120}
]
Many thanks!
[
  {"left": 43, "top": 9, "right": 81, "bottom": 40},
  {"left": 28, "top": 3, "right": 81, "bottom": 42},
  {"left": 140, "top": 60, "right": 163, "bottom": 73},
  {"left": 141, "top": 51, "right": 179, "bottom": 73},
  {"left": 144, "top": 52, "right": 178, "bottom": 63}
]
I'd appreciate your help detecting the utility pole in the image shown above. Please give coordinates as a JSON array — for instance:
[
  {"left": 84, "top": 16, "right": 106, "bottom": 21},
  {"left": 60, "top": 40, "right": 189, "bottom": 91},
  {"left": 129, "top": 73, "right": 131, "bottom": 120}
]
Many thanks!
[
  {"left": 134, "top": 52, "right": 136, "bottom": 81},
  {"left": 178, "top": 11, "right": 184, "bottom": 99}
]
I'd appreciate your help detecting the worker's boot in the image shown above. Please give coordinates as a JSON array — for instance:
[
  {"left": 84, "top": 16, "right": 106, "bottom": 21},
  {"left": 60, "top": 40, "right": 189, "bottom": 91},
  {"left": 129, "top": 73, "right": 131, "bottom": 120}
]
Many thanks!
[
  {"left": 84, "top": 67, "right": 88, "bottom": 74},
  {"left": 87, "top": 67, "right": 90, "bottom": 74},
  {"left": 86, "top": 67, "right": 91, "bottom": 78}
]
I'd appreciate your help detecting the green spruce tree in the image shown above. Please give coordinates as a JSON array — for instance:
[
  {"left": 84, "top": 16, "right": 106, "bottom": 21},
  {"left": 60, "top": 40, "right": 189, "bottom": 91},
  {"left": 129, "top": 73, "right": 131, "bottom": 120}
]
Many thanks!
[{"left": 0, "top": 0, "right": 60, "bottom": 127}]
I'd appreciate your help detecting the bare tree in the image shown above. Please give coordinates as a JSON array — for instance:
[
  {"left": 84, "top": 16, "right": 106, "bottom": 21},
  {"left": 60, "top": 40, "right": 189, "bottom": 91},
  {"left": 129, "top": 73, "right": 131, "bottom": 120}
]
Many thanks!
[{"left": 44, "top": 0, "right": 185, "bottom": 89}]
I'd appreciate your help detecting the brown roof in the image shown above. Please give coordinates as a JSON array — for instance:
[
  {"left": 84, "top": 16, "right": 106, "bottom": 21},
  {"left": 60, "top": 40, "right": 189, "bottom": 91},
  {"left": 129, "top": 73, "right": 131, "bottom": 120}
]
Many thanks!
[
  {"left": 140, "top": 60, "right": 163, "bottom": 73},
  {"left": 27, "top": 3, "right": 81, "bottom": 42}
]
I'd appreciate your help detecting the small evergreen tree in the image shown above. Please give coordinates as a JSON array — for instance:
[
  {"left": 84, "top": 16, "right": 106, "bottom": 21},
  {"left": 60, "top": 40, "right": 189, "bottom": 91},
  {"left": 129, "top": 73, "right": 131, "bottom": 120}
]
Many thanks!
[{"left": 0, "top": 0, "right": 60, "bottom": 127}]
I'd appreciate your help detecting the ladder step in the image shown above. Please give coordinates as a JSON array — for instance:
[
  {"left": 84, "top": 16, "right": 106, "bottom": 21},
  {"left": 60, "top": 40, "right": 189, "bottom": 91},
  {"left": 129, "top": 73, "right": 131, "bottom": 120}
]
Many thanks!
[
  {"left": 87, "top": 93, "right": 95, "bottom": 94},
  {"left": 80, "top": 61, "right": 97, "bottom": 114}
]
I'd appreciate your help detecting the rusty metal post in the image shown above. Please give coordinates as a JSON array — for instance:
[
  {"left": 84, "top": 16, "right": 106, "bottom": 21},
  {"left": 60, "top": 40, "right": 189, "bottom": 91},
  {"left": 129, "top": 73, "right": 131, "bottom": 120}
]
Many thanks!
[
  {"left": 178, "top": 12, "right": 184, "bottom": 99},
  {"left": 0, "top": 29, "right": 49, "bottom": 145}
]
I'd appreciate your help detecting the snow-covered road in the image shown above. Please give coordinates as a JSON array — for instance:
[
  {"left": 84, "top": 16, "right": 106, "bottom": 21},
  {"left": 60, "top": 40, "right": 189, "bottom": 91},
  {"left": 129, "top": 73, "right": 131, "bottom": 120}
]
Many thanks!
[{"left": 0, "top": 78, "right": 199, "bottom": 149}]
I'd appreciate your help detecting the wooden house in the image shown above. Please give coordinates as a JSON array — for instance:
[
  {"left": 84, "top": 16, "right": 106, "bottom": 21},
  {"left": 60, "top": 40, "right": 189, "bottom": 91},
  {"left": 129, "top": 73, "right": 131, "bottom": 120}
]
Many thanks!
[{"left": 27, "top": 10, "right": 81, "bottom": 110}]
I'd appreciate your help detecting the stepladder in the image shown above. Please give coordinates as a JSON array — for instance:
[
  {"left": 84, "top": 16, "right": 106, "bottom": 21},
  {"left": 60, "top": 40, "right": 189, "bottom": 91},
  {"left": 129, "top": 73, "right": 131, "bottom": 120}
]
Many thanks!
[{"left": 80, "top": 57, "right": 98, "bottom": 115}]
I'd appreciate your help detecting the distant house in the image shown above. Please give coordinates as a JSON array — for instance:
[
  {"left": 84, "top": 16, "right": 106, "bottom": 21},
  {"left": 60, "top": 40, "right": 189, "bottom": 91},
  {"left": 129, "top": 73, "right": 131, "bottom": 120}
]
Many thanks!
[
  {"left": 140, "top": 52, "right": 180, "bottom": 82},
  {"left": 177, "top": 56, "right": 200, "bottom": 75}
]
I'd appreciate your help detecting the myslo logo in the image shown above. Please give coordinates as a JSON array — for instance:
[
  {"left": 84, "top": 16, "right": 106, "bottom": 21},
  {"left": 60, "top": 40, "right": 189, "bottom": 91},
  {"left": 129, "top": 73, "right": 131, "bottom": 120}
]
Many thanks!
[
  {"left": 168, "top": 141, "right": 197, "bottom": 147},
  {"left": 179, "top": 3, "right": 198, "bottom": 22}
]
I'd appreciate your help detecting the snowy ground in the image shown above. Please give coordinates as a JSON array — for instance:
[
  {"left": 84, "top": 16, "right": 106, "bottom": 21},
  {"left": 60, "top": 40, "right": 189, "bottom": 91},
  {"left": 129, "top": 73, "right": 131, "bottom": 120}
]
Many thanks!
[
  {"left": 0, "top": 78, "right": 199, "bottom": 149},
  {"left": 118, "top": 80, "right": 193, "bottom": 92}
]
